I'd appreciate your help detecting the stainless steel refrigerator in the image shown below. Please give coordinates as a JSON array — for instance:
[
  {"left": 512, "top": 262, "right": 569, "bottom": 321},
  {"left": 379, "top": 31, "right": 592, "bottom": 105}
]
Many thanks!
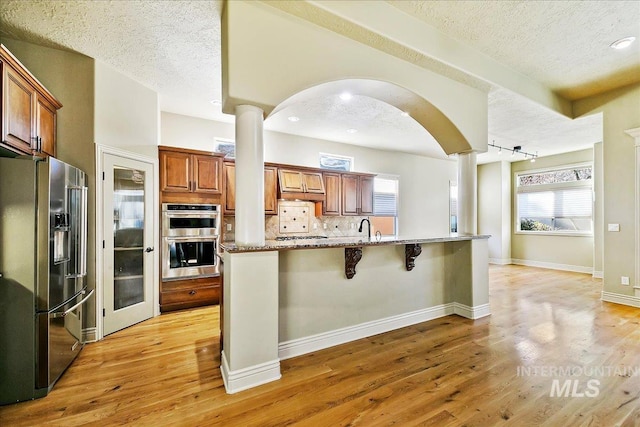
[{"left": 0, "top": 156, "right": 92, "bottom": 405}]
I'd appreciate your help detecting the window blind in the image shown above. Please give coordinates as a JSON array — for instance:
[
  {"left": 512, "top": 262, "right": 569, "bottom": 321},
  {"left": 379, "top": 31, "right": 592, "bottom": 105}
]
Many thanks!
[
  {"left": 517, "top": 187, "right": 592, "bottom": 218},
  {"left": 373, "top": 177, "right": 398, "bottom": 217}
]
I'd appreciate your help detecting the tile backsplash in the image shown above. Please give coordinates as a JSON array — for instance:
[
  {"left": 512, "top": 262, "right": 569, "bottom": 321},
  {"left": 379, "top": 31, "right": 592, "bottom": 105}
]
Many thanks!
[{"left": 223, "top": 201, "right": 369, "bottom": 241}]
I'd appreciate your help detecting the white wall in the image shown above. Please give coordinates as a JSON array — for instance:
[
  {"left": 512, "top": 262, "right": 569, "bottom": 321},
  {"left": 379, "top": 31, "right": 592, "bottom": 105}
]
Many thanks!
[
  {"left": 478, "top": 161, "right": 511, "bottom": 263},
  {"left": 95, "top": 61, "right": 159, "bottom": 157},
  {"left": 161, "top": 112, "right": 457, "bottom": 236}
]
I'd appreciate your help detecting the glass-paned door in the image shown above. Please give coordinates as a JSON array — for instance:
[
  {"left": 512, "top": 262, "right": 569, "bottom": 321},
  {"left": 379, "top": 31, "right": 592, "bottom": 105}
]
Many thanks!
[{"left": 103, "top": 154, "right": 154, "bottom": 336}]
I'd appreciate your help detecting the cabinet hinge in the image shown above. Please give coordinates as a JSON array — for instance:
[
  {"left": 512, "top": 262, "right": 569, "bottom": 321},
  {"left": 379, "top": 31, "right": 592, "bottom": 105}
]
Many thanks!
[
  {"left": 102, "top": 240, "right": 105, "bottom": 249},
  {"left": 103, "top": 308, "right": 106, "bottom": 317},
  {"left": 102, "top": 171, "right": 105, "bottom": 180}
]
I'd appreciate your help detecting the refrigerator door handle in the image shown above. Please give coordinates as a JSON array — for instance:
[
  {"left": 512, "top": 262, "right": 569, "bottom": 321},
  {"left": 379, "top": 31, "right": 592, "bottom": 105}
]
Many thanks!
[
  {"left": 52, "top": 289, "right": 94, "bottom": 318},
  {"left": 78, "top": 186, "right": 88, "bottom": 277},
  {"left": 67, "top": 185, "right": 88, "bottom": 278}
]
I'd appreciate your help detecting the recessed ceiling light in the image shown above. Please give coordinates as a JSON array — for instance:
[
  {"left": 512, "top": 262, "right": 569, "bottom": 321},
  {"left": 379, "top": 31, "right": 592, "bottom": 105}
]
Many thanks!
[
  {"left": 401, "top": 111, "right": 410, "bottom": 117},
  {"left": 287, "top": 116, "right": 300, "bottom": 122},
  {"left": 339, "top": 92, "right": 352, "bottom": 101},
  {"left": 210, "top": 99, "right": 221, "bottom": 105},
  {"left": 346, "top": 128, "right": 358, "bottom": 134},
  {"left": 610, "top": 36, "right": 636, "bottom": 50}
]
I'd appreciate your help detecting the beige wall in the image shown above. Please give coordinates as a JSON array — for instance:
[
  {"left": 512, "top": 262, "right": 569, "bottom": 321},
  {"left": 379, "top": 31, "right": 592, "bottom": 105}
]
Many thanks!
[
  {"left": 574, "top": 83, "right": 640, "bottom": 295},
  {"left": 478, "top": 161, "right": 511, "bottom": 263},
  {"left": 1, "top": 38, "right": 98, "bottom": 326},
  {"left": 223, "top": 1, "right": 488, "bottom": 154},
  {"left": 161, "top": 112, "right": 457, "bottom": 236},
  {"left": 511, "top": 149, "right": 594, "bottom": 271}
]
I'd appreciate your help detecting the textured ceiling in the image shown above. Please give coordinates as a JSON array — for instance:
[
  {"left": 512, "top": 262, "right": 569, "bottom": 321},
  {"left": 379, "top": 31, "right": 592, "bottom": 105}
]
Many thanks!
[
  {"left": 0, "top": 1, "right": 635, "bottom": 164},
  {"left": 390, "top": 0, "right": 640, "bottom": 100},
  {"left": 0, "top": 0, "right": 224, "bottom": 121}
]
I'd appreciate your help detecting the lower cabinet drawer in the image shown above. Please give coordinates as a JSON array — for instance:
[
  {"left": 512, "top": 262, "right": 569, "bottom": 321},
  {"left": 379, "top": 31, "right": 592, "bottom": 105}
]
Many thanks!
[{"left": 160, "top": 286, "right": 219, "bottom": 311}]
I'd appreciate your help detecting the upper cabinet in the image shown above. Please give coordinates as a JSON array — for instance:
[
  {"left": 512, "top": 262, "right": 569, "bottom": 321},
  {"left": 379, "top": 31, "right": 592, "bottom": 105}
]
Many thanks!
[
  {"left": 342, "top": 173, "right": 375, "bottom": 216},
  {"left": 278, "top": 168, "right": 325, "bottom": 201},
  {"left": 159, "top": 146, "right": 223, "bottom": 194},
  {"left": 1, "top": 44, "right": 62, "bottom": 157},
  {"left": 223, "top": 161, "right": 278, "bottom": 215},
  {"left": 321, "top": 172, "right": 341, "bottom": 216}
]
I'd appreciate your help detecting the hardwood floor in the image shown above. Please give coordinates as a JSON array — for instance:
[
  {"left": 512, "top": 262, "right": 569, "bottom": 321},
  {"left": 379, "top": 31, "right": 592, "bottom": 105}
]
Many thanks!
[{"left": 1, "top": 265, "right": 638, "bottom": 426}]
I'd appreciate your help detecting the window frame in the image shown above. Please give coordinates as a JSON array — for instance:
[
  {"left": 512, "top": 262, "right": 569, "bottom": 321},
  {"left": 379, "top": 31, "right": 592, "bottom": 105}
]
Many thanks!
[
  {"left": 514, "top": 162, "right": 593, "bottom": 237},
  {"left": 319, "top": 152, "right": 354, "bottom": 172},
  {"left": 372, "top": 174, "right": 400, "bottom": 236}
]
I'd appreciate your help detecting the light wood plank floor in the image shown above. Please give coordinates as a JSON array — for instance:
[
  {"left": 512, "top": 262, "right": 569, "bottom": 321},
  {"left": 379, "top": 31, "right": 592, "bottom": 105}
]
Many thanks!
[{"left": 1, "top": 265, "right": 639, "bottom": 426}]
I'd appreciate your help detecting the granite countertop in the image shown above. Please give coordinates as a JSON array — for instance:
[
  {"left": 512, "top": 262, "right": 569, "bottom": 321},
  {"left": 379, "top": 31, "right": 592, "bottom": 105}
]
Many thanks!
[{"left": 221, "top": 234, "right": 490, "bottom": 253}]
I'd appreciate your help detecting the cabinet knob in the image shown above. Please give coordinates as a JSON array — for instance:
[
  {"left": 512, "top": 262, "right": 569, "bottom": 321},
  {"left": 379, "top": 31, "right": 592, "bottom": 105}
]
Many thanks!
[
  {"left": 189, "top": 290, "right": 197, "bottom": 295},
  {"left": 145, "top": 247, "right": 154, "bottom": 253}
]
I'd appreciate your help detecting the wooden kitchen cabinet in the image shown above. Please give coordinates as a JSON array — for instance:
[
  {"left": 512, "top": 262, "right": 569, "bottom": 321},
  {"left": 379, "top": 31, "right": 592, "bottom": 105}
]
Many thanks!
[
  {"left": 342, "top": 173, "right": 375, "bottom": 216},
  {"left": 322, "top": 172, "right": 342, "bottom": 216},
  {"left": 278, "top": 169, "right": 324, "bottom": 193},
  {"left": 264, "top": 166, "right": 278, "bottom": 214},
  {"left": 223, "top": 161, "right": 278, "bottom": 215},
  {"left": 359, "top": 175, "right": 374, "bottom": 215},
  {"left": 159, "top": 146, "right": 223, "bottom": 194},
  {"left": 1, "top": 44, "right": 62, "bottom": 157},
  {"left": 160, "top": 276, "right": 220, "bottom": 312},
  {"left": 278, "top": 168, "right": 325, "bottom": 201}
]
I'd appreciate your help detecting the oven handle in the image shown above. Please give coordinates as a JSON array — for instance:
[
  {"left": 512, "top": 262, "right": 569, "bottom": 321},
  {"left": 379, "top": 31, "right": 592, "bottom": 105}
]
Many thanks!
[
  {"left": 164, "top": 236, "right": 220, "bottom": 242},
  {"left": 163, "top": 212, "right": 219, "bottom": 218}
]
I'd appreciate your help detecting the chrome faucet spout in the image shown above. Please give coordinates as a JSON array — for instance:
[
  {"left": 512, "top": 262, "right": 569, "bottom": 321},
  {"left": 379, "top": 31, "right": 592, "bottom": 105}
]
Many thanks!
[{"left": 358, "top": 218, "right": 371, "bottom": 239}]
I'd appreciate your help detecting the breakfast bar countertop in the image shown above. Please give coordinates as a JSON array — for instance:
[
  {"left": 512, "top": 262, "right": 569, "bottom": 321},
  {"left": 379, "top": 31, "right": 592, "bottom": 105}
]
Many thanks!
[{"left": 220, "top": 233, "right": 490, "bottom": 253}]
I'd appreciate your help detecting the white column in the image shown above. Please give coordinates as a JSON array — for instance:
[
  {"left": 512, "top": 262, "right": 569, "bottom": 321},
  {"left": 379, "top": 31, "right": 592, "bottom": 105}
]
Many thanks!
[
  {"left": 457, "top": 152, "right": 477, "bottom": 235},
  {"left": 624, "top": 128, "right": 640, "bottom": 294},
  {"left": 235, "top": 105, "right": 265, "bottom": 245}
]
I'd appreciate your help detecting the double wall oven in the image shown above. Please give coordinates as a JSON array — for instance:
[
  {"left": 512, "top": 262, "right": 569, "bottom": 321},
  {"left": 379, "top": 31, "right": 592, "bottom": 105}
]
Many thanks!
[{"left": 162, "top": 203, "right": 220, "bottom": 280}]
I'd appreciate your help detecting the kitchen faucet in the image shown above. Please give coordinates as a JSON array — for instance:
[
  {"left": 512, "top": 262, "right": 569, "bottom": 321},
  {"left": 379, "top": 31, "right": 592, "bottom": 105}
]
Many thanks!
[{"left": 358, "top": 218, "right": 371, "bottom": 239}]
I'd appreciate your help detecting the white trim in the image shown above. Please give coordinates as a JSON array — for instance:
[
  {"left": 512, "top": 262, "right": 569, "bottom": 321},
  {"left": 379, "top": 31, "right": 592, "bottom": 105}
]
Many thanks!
[
  {"left": 592, "top": 271, "right": 603, "bottom": 279},
  {"left": 601, "top": 291, "right": 640, "bottom": 308},
  {"left": 220, "top": 352, "right": 281, "bottom": 394},
  {"left": 95, "top": 144, "right": 160, "bottom": 341},
  {"left": 453, "top": 302, "right": 491, "bottom": 320},
  {"left": 625, "top": 127, "right": 640, "bottom": 289},
  {"left": 82, "top": 327, "right": 98, "bottom": 343},
  {"left": 278, "top": 303, "right": 491, "bottom": 360},
  {"left": 511, "top": 259, "right": 592, "bottom": 274},
  {"left": 489, "top": 258, "right": 512, "bottom": 265}
]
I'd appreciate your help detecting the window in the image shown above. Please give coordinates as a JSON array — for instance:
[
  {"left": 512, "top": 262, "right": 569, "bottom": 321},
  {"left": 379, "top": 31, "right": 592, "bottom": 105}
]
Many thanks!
[
  {"left": 319, "top": 153, "right": 353, "bottom": 171},
  {"left": 371, "top": 175, "right": 399, "bottom": 236},
  {"left": 516, "top": 164, "right": 592, "bottom": 235},
  {"left": 215, "top": 138, "right": 235, "bottom": 158},
  {"left": 450, "top": 181, "right": 458, "bottom": 233}
]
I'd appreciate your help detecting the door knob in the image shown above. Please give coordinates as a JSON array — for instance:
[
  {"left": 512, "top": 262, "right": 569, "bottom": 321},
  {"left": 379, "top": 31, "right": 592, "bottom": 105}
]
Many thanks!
[{"left": 145, "top": 247, "right": 154, "bottom": 253}]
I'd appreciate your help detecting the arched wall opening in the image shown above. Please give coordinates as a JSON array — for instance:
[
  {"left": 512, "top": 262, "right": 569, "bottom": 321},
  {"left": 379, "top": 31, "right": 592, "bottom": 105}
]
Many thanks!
[{"left": 267, "top": 79, "right": 472, "bottom": 156}]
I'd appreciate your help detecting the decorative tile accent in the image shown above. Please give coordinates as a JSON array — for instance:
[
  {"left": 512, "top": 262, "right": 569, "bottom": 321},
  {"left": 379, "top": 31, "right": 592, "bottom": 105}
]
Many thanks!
[{"left": 223, "top": 200, "right": 371, "bottom": 242}]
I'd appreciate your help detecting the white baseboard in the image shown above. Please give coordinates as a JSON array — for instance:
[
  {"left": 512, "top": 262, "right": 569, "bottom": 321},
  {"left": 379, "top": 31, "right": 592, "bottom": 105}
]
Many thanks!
[
  {"left": 601, "top": 291, "right": 640, "bottom": 308},
  {"left": 592, "top": 270, "right": 603, "bottom": 279},
  {"left": 278, "top": 304, "right": 455, "bottom": 360},
  {"left": 82, "top": 327, "right": 97, "bottom": 343},
  {"left": 511, "top": 259, "right": 592, "bottom": 274},
  {"left": 489, "top": 258, "right": 512, "bottom": 265},
  {"left": 220, "top": 352, "right": 281, "bottom": 394},
  {"left": 453, "top": 302, "right": 491, "bottom": 319},
  {"left": 278, "top": 302, "right": 491, "bottom": 361}
]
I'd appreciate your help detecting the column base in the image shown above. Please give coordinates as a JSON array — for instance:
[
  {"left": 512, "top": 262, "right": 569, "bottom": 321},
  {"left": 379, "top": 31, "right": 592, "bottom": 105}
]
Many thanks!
[{"left": 221, "top": 351, "right": 281, "bottom": 394}]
